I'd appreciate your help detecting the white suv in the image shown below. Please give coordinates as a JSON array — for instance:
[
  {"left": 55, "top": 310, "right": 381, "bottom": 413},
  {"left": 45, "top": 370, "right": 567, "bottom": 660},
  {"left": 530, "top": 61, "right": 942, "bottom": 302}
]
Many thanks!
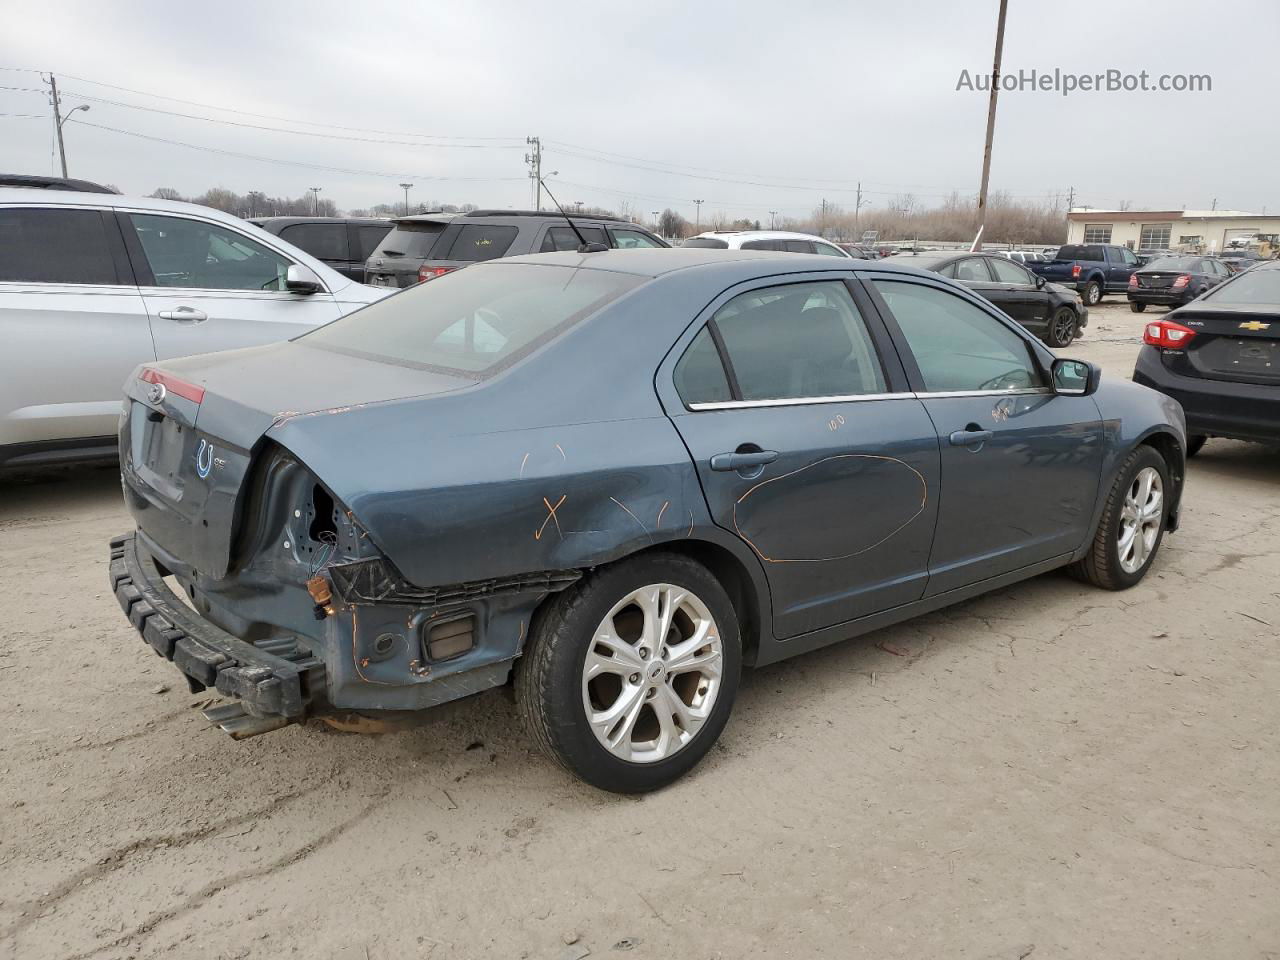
[
  {"left": 0, "top": 189, "right": 388, "bottom": 469},
  {"left": 683, "top": 230, "right": 856, "bottom": 258}
]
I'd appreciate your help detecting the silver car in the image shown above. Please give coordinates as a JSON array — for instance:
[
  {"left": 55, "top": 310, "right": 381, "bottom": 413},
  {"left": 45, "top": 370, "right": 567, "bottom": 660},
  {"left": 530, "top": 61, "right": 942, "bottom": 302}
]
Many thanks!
[{"left": 0, "top": 189, "right": 387, "bottom": 469}]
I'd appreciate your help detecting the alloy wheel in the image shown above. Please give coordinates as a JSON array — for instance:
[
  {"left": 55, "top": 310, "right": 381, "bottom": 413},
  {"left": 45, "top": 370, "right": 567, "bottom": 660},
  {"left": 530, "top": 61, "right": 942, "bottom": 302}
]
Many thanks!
[
  {"left": 581, "top": 583, "right": 723, "bottom": 763},
  {"left": 1118, "top": 466, "right": 1163, "bottom": 574}
]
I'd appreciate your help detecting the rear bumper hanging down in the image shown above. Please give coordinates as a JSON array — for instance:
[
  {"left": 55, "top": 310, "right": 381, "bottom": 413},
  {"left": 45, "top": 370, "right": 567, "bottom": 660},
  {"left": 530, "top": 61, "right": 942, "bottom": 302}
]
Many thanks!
[{"left": 109, "top": 532, "right": 325, "bottom": 735}]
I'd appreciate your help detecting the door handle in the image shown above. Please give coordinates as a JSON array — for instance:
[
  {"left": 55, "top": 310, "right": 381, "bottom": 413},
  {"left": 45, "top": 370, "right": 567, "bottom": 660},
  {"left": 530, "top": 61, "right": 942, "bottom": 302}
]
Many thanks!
[
  {"left": 157, "top": 307, "right": 208, "bottom": 322},
  {"left": 710, "top": 449, "right": 778, "bottom": 472},
  {"left": 949, "top": 427, "right": 993, "bottom": 447}
]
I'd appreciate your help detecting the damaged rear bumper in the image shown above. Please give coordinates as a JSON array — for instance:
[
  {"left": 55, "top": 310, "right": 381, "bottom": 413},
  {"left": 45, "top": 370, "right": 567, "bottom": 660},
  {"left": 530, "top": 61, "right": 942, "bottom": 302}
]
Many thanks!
[{"left": 109, "top": 532, "right": 325, "bottom": 734}]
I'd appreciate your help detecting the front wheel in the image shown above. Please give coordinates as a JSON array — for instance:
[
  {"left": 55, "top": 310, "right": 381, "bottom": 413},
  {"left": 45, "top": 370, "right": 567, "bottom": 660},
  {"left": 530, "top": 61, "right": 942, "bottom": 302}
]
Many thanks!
[
  {"left": 1070, "top": 446, "right": 1170, "bottom": 590},
  {"left": 1130, "top": 301, "right": 1146, "bottom": 313},
  {"left": 1044, "top": 307, "right": 1078, "bottom": 347},
  {"left": 1082, "top": 280, "right": 1102, "bottom": 305},
  {"left": 516, "top": 553, "right": 742, "bottom": 793}
]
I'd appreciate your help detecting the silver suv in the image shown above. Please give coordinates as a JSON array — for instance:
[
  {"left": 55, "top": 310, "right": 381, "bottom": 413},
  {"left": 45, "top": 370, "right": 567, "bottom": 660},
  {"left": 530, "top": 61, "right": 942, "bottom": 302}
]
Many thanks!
[{"left": 0, "top": 189, "right": 387, "bottom": 469}]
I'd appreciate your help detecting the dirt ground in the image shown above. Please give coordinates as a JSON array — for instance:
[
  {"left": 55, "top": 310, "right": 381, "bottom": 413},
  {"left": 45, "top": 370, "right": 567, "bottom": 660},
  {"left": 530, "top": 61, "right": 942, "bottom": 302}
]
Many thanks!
[{"left": 2, "top": 300, "right": 1277, "bottom": 960}]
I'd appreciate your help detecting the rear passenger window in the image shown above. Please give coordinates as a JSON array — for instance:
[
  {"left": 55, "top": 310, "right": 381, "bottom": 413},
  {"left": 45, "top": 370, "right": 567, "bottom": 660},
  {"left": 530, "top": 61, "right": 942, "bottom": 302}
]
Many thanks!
[
  {"left": 873, "top": 280, "right": 1045, "bottom": 393},
  {"left": 355, "top": 224, "right": 393, "bottom": 261},
  {"left": 740, "top": 239, "right": 781, "bottom": 251},
  {"left": 540, "top": 226, "right": 606, "bottom": 252},
  {"left": 783, "top": 240, "right": 812, "bottom": 254},
  {"left": 280, "top": 223, "right": 349, "bottom": 261},
  {"left": 709, "top": 281, "right": 886, "bottom": 401},
  {"left": 674, "top": 327, "right": 732, "bottom": 405},
  {"left": 445, "top": 224, "right": 518, "bottom": 262},
  {"left": 0, "top": 208, "right": 120, "bottom": 284}
]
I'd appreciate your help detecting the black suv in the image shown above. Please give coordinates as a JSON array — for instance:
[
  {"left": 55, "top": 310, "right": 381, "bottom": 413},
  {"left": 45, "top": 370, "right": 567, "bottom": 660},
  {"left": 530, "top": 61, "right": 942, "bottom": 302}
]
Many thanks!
[
  {"left": 249, "top": 217, "right": 393, "bottom": 282},
  {"left": 367, "top": 210, "right": 668, "bottom": 287}
]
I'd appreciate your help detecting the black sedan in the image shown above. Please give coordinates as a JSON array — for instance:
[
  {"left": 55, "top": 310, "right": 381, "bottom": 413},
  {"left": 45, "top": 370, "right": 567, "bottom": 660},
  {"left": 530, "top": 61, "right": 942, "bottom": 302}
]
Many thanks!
[
  {"left": 883, "top": 252, "right": 1087, "bottom": 347},
  {"left": 1127, "top": 256, "right": 1232, "bottom": 313},
  {"left": 1134, "top": 261, "right": 1280, "bottom": 454}
]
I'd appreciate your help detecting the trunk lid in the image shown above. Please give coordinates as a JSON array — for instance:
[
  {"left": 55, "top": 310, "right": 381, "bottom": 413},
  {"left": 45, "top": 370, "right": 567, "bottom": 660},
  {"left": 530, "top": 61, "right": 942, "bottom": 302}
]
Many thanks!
[
  {"left": 1163, "top": 305, "right": 1280, "bottom": 385},
  {"left": 121, "top": 340, "right": 473, "bottom": 579}
]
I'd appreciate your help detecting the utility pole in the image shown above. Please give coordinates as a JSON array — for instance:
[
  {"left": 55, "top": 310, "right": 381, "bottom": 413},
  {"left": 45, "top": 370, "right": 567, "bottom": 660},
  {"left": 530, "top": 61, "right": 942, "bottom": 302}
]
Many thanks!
[
  {"left": 972, "top": 0, "right": 1009, "bottom": 252},
  {"left": 1065, "top": 185, "right": 1075, "bottom": 212},
  {"left": 399, "top": 182, "right": 413, "bottom": 216},
  {"left": 526, "top": 137, "right": 542, "bottom": 209},
  {"left": 309, "top": 186, "right": 321, "bottom": 216},
  {"left": 1211, "top": 197, "right": 1217, "bottom": 211},
  {"left": 694, "top": 199, "right": 704, "bottom": 231},
  {"left": 820, "top": 198, "right": 827, "bottom": 237},
  {"left": 45, "top": 74, "right": 87, "bottom": 178}
]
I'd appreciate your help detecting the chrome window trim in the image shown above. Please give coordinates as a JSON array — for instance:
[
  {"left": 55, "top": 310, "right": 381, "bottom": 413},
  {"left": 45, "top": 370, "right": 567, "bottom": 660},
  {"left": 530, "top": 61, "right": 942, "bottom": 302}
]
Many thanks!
[
  {"left": 689, "top": 391, "right": 916, "bottom": 411},
  {"left": 686, "top": 387, "right": 1051, "bottom": 411}
]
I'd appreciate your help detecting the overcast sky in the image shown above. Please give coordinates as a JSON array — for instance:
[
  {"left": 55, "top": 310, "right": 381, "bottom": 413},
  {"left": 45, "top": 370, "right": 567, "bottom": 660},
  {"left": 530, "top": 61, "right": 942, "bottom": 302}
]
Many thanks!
[{"left": 2, "top": 0, "right": 1276, "bottom": 220}]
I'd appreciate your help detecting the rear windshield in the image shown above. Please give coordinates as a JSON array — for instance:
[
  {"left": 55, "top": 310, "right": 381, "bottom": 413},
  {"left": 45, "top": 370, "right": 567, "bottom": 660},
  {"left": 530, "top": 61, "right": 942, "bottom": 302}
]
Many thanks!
[
  {"left": 302, "top": 263, "right": 642, "bottom": 375},
  {"left": 683, "top": 237, "right": 729, "bottom": 249},
  {"left": 1145, "top": 257, "right": 1203, "bottom": 271},
  {"left": 1056, "top": 245, "right": 1104, "bottom": 261},
  {"left": 373, "top": 223, "right": 446, "bottom": 259},
  {"left": 1203, "top": 269, "right": 1280, "bottom": 306}
]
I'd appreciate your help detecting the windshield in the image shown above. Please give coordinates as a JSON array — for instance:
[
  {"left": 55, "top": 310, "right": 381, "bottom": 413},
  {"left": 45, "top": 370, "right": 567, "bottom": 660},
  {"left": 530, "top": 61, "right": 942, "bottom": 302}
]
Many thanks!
[
  {"left": 1203, "top": 268, "right": 1280, "bottom": 306},
  {"left": 1145, "top": 257, "right": 1202, "bottom": 271},
  {"left": 303, "top": 262, "right": 642, "bottom": 375}
]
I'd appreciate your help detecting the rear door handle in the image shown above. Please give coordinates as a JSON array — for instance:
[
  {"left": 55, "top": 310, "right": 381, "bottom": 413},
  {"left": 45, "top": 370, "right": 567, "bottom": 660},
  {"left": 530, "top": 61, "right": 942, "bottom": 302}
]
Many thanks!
[
  {"left": 157, "top": 307, "right": 208, "bottom": 322},
  {"left": 949, "top": 428, "right": 993, "bottom": 446},
  {"left": 710, "top": 450, "right": 778, "bottom": 472}
]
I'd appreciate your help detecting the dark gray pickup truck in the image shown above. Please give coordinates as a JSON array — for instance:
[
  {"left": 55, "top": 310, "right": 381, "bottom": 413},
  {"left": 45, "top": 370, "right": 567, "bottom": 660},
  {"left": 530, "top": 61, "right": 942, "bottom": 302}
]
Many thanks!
[{"left": 1028, "top": 243, "right": 1142, "bottom": 305}]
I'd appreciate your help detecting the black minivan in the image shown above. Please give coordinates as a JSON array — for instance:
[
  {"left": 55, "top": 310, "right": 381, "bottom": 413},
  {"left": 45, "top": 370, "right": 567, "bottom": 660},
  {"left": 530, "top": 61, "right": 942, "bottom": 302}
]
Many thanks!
[{"left": 250, "top": 217, "right": 393, "bottom": 282}]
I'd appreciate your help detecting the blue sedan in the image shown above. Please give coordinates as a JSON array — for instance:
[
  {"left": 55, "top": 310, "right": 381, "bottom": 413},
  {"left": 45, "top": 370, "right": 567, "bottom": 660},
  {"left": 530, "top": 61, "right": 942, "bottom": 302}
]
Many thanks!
[{"left": 110, "top": 249, "right": 1187, "bottom": 792}]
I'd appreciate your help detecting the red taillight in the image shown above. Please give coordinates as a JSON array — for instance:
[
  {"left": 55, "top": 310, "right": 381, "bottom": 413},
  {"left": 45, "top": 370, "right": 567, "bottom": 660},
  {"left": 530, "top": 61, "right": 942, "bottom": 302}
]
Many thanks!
[
  {"left": 1142, "top": 319, "right": 1197, "bottom": 349},
  {"left": 140, "top": 367, "right": 205, "bottom": 404},
  {"left": 1071, "top": 264, "right": 1082, "bottom": 279},
  {"left": 1128, "top": 273, "right": 1138, "bottom": 286},
  {"left": 1172, "top": 274, "right": 1191, "bottom": 289},
  {"left": 417, "top": 265, "right": 453, "bottom": 283}
]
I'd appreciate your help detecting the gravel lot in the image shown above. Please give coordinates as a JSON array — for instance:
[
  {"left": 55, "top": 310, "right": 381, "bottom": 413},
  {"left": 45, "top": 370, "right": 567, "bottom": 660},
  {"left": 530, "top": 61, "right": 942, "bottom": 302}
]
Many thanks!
[{"left": 2, "top": 300, "right": 1277, "bottom": 960}]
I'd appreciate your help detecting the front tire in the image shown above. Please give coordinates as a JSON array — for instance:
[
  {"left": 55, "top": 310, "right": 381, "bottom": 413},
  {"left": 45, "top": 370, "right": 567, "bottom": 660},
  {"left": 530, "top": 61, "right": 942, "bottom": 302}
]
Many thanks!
[
  {"left": 1071, "top": 446, "right": 1170, "bottom": 590},
  {"left": 516, "top": 553, "right": 742, "bottom": 793},
  {"left": 1130, "top": 301, "right": 1146, "bottom": 313},
  {"left": 1044, "top": 307, "right": 1078, "bottom": 347},
  {"left": 1082, "top": 280, "right": 1102, "bottom": 305}
]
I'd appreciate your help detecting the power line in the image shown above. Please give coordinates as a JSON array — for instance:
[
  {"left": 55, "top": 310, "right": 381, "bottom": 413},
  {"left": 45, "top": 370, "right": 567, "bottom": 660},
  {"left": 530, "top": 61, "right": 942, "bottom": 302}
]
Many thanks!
[
  {"left": 67, "top": 119, "right": 528, "bottom": 183},
  {"left": 57, "top": 89, "right": 523, "bottom": 149},
  {"left": 54, "top": 71, "right": 522, "bottom": 142}
]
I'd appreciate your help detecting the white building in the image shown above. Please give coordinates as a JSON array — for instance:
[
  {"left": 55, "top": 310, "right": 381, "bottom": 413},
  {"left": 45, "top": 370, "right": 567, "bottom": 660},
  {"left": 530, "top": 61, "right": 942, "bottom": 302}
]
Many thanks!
[{"left": 1065, "top": 208, "right": 1280, "bottom": 254}]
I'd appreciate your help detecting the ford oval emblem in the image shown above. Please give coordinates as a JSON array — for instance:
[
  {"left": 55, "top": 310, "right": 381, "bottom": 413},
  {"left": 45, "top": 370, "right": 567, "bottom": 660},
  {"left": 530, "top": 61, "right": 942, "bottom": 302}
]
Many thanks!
[
  {"left": 195, "top": 438, "right": 214, "bottom": 479},
  {"left": 147, "top": 382, "right": 167, "bottom": 404}
]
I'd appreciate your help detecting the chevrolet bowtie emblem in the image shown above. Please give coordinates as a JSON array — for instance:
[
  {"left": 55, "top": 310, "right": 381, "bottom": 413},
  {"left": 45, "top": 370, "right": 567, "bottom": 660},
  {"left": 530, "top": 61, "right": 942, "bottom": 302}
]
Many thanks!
[{"left": 1239, "top": 320, "right": 1271, "bottom": 331}]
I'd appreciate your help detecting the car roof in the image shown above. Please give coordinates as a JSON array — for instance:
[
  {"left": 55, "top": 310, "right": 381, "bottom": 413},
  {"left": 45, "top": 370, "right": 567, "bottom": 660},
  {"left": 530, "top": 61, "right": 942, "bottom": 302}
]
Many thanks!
[
  {"left": 0, "top": 173, "right": 117, "bottom": 193},
  {"left": 250, "top": 216, "right": 391, "bottom": 226},
  {"left": 495, "top": 247, "right": 936, "bottom": 280},
  {"left": 880, "top": 252, "right": 958, "bottom": 268},
  {"left": 692, "top": 229, "right": 840, "bottom": 245}
]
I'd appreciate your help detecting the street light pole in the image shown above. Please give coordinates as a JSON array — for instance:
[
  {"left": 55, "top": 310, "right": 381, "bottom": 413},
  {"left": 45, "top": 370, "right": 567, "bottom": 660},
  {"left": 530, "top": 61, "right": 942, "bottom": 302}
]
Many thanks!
[
  {"left": 309, "top": 186, "right": 322, "bottom": 216},
  {"left": 972, "top": 0, "right": 1009, "bottom": 252},
  {"left": 694, "top": 199, "right": 704, "bottom": 231},
  {"left": 399, "top": 182, "right": 413, "bottom": 216},
  {"left": 769, "top": 210, "right": 778, "bottom": 229}
]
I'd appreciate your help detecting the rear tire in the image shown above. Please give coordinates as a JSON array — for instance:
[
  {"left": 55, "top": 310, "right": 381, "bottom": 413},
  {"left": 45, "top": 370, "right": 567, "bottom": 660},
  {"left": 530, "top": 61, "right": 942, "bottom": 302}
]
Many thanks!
[
  {"left": 1043, "top": 307, "right": 1077, "bottom": 348},
  {"left": 516, "top": 553, "right": 742, "bottom": 793},
  {"left": 1082, "top": 280, "right": 1102, "bottom": 305},
  {"left": 1130, "top": 301, "right": 1146, "bottom": 313},
  {"left": 1186, "top": 435, "right": 1207, "bottom": 458},
  {"left": 1070, "top": 446, "right": 1170, "bottom": 590}
]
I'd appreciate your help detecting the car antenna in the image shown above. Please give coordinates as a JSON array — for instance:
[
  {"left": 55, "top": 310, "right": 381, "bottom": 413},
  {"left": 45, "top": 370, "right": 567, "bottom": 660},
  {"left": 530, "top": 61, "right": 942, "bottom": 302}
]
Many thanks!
[{"left": 540, "top": 178, "right": 608, "bottom": 253}]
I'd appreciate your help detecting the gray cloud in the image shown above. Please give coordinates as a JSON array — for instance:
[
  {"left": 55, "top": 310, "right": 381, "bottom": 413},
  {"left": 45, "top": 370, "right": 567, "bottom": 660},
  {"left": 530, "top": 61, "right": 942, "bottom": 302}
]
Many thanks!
[{"left": 2, "top": 0, "right": 1275, "bottom": 218}]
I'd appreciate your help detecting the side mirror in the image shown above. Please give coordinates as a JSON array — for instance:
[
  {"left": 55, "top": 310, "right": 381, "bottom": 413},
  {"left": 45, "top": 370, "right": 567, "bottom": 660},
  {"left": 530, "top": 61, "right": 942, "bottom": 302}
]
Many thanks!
[
  {"left": 1051, "top": 358, "right": 1100, "bottom": 396},
  {"left": 285, "top": 264, "right": 323, "bottom": 295},
  {"left": 1035, "top": 274, "right": 1046, "bottom": 289}
]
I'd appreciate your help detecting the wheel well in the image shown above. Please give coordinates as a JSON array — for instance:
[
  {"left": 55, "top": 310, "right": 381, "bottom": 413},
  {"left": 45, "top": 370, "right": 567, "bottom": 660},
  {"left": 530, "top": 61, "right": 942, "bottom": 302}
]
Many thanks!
[
  {"left": 1140, "top": 431, "right": 1185, "bottom": 528},
  {"left": 626, "top": 539, "right": 766, "bottom": 666}
]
